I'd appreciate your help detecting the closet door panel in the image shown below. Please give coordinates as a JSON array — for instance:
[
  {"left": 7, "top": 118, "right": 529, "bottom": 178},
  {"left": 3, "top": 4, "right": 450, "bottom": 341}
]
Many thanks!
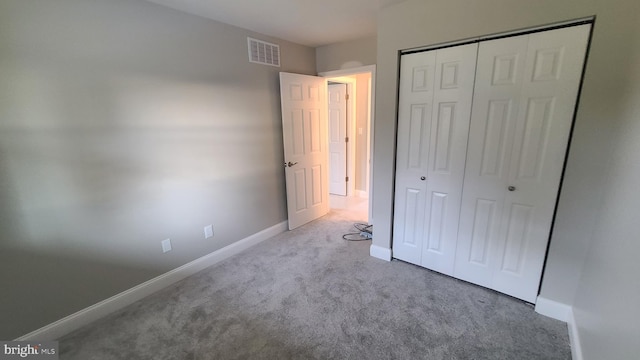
[
  {"left": 455, "top": 35, "right": 528, "bottom": 286},
  {"left": 393, "top": 44, "right": 477, "bottom": 270},
  {"left": 420, "top": 43, "right": 477, "bottom": 275},
  {"left": 492, "top": 24, "right": 590, "bottom": 302},
  {"left": 392, "top": 52, "right": 436, "bottom": 265}
]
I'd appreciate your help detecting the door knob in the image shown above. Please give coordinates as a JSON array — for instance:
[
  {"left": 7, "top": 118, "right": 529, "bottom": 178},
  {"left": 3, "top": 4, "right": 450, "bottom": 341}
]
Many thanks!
[
  {"left": 420, "top": 176, "right": 426, "bottom": 181},
  {"left": 287, "top": 161, "right": 298, "bottom": 167},
  {"left": 508, "top": 186, "right": 516, "bottom": 191}
]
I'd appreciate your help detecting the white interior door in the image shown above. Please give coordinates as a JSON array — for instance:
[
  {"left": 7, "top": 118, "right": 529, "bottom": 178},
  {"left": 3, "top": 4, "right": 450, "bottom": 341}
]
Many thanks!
[
  {"left": 280, "top": 72, "right": 329, "bottom": 230},
  {"left": 454, "top": 25, "right": 591, "bottom": 302},
  {"left": 392, "top": 43, "right": 477, "bottom": 273},
  {"left": 328, "top": 83, "right": 348, "bottom": 196}
]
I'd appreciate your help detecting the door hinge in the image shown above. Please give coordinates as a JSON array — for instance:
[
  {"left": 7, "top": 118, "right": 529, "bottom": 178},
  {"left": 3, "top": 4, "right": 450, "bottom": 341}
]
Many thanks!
[
  {"left": 345, "top": 93, "right": 349, "bottom": 101},
  {"left": 345, "top": 176, "right": 349, "bottom": 182},
  {"left": 345, "top": 137, "right": 349, "bottom": 143}
]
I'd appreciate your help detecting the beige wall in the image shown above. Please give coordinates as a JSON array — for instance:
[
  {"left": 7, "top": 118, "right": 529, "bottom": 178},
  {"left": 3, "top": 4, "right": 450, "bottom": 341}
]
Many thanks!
[
  {"left": 316, "top": 36, "right": 376, "bottom": 73},
  {"left": 375, "top": 0, "right": 640, "bottom": 357},
  {"left": 0, "top": 0, "right": 316, "bottom": 339},
  {"left": 354, "top": 73, "right": 371, "bottom": 193}
]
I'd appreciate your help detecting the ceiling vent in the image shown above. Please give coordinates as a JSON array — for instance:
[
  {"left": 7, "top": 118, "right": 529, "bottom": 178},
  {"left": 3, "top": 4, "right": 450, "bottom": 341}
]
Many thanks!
[{"left": 248, "top": 37, "right": 280, "bottom": 67}]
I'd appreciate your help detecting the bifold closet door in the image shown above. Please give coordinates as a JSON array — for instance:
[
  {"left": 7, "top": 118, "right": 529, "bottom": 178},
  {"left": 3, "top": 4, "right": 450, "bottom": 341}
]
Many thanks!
[
  {"left": 392, "top": 44, "right": 477, "bottom": 274},
  {"left": 454, "top": 24, "right": 591, "bottom": 302}
]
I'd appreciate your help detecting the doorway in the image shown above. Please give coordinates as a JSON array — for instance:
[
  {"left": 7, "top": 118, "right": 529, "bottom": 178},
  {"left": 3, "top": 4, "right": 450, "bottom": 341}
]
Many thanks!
[{"left": 320, "top": 66, "right": 375, "bottom": 224}]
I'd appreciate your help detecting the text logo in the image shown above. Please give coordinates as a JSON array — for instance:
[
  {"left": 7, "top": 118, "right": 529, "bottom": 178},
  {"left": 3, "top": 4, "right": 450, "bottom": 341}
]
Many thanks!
[{"left": 0, "top": 342, "right": 58, "bottom": 360}]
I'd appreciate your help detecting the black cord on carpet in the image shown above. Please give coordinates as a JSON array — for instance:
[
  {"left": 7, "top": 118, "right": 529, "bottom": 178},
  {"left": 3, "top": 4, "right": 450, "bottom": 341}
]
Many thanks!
[{"left": 342, "top": 223, "right": 373, "bottom": 241}]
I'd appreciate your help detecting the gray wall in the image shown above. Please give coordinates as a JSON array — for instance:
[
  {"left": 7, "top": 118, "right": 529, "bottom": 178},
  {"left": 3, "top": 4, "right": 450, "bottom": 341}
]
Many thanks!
[
  {"left": 571, "top": 21, "right": 640, "bottom": 359},
  {"left": 316, "top": 36, "right": 376, "bottom": 73},
  {"left": 374, "top": 0, "right": 639, "bottom": 358},
  {"left": 0, "top": 0, "right": 316, "bottom": 339}
]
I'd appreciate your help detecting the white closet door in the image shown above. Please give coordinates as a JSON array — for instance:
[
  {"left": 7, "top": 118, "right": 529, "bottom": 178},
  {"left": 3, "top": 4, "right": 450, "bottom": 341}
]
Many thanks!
[
  {"left": 455, "top": 25, "right": 591, "bottom": 302},
  {"left": 421, "top": 44, "right": 478, "bottom": 275},
  {"left": 393, "top": 44, "right": 477, "bottom": 272},
  {"left": 392, "top": 51, "right": 436, "bottom": 265},
  {"left": 454, "top": 36, "right": 529, "bottom": 288}
]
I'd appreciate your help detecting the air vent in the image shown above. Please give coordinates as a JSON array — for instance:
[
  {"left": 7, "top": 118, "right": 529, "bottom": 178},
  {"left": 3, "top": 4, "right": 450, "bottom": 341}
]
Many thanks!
[{"left": 248, "top": 37, "right": 280, "bottom": 67}]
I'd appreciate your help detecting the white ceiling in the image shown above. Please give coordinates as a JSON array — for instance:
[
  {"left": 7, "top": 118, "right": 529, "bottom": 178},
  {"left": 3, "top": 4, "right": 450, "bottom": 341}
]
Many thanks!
[{"left": 144, "top": 0, "right": 406, "bottom": 47}]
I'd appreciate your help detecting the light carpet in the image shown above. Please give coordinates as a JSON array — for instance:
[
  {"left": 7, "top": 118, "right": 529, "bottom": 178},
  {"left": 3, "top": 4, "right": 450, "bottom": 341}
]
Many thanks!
[{"left": 59, "top": 209, "right": 570, "bottom": 359}]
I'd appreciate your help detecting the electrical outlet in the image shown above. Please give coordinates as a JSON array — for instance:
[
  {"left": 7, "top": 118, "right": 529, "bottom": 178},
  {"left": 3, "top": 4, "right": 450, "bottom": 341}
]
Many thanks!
[
  {"left": 204, "top": 225, "right": 214, "bottom": 239},
  {"left": 161, "top": 238, "right": 172, "bottom": 253}
]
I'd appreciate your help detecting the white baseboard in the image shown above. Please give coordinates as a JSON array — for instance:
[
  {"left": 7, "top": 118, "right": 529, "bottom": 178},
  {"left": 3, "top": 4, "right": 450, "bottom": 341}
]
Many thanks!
[
  {"left": 535, "top": 296, "right": 583, "bottom": 360},
  {"left": 16, "top": 221, "right": 288, "bottom": 341},
  {"left": 567, "top": 309, "right": 583, "bottom": 360},
  {"left": 534, "top": 296, "right": 572, "bottom": 322},
  {"left": 355, "top": 190, "right": 369, "bottom": 199},
  {"left": 370, "top": 244, "right": 391, "bottom": 261}
]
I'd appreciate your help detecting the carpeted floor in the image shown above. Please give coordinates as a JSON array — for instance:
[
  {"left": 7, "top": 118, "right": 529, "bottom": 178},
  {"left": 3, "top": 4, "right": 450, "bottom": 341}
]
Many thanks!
[{"left": 59, "top": 209, "right": 571, "bottom": 359}]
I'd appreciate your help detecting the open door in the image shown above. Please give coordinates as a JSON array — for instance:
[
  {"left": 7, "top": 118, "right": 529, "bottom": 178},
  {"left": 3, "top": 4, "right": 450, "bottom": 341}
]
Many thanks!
[
  {"left": 280, "top": 72, "right": 329, "bottom": 230},
  {"left": 328, "top": 83, "right": 348, "bottom": 196}
]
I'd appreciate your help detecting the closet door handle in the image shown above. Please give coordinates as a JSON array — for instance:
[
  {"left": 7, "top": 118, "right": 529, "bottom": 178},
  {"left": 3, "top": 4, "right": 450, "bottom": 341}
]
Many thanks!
[
  {"left": 508, "top": 186, "right": 516, "bottom": 191},
  {"left": 420, "top": 176, "right": 426, "bottom": 181}
]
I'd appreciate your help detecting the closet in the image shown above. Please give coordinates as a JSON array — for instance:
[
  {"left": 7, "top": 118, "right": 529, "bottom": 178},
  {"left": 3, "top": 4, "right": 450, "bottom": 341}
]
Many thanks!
[{"left": 392, "top": 24, "right": 591, "bottom": 303}]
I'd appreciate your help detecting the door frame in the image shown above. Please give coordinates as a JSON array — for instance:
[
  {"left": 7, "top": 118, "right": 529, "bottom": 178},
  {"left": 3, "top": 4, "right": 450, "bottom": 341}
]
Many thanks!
[{"left": 319, "top": 65, "right": 376, "bottom": 224}]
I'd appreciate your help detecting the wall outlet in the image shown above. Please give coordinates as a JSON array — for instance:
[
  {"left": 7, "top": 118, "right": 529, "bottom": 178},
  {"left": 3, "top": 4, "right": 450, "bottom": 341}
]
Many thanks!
[
  {"left": 161, "top": 238, "right": 172, "bottom": 253},
  {"left": 204, "top": 225, "right": 214, "bottom": 239}
]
